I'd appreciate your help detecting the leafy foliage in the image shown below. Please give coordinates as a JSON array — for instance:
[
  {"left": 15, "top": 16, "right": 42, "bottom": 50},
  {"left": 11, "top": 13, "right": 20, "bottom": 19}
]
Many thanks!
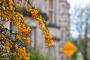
[{"left": 30, "top": 50, "right": 50, "bottom": 60}]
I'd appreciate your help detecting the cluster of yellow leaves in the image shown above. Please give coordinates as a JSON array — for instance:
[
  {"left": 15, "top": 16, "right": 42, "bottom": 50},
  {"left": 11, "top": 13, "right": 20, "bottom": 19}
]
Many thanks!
[
  {"left": 26, "top": 7, "right": 54, "bottom": 47},
  {"left": 17, "top": 46, "right": 30, "bottom": 60},
  {"left": 16, "top": 34, "right": 31, "bottom": 45},
  {"left": 0, "top": 34, "right": 5, "bottom": 40},
  {"left": 12, "top": 13, "right": 23, "bottom": 25},
  {"left": 37, "top": 18, "right": 54, "bottom": 48},
  {"left": 4, "top": 40, "right": 12, "bottom": 47},
  {"left": 23, "top": 37, "right": 31, "bottom": 45},
  {"left": 1, "top": 10, "right": 31, "bottom": 46},
  {"left": 1, "top": 0, "right": 54, "bottom": 60},
  {"left": 1, "top": 10, "right": 11, "bottom": 22},
  {"left": 16, "top": 34, "right": 22, "bottom": 40},
  {"left": 8, "top": 0, "right": 14, "bottom": 10},
  {"left": 18, "top": 23, "right": 31, "bottom": 34},
  {"left": 1, "top": 0, "right": 31, "bottom": 60}
]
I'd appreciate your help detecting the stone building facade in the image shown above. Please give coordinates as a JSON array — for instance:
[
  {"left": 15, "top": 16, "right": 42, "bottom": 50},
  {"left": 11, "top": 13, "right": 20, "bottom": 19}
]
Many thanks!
[
  {"left": 29, "top": 0, "right": 70, "bottom": 60},
  {"left": 11, "top": 0, "right": 70, "bottom": 60}
]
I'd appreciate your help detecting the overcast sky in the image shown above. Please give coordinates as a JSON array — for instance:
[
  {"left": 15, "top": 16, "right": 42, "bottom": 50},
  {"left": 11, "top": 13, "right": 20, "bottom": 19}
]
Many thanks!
[
  {"left": 68, "top": 0, "right": 90, "bottom": 7},
  {"left": 67, "top": 0, "right": 90, "bottom": 38}
]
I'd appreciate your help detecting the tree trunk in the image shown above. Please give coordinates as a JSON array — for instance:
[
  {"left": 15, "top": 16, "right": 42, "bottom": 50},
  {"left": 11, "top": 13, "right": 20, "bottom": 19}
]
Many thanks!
[{"left": 84, "top": 18, "right": 88, "bottom": 60}]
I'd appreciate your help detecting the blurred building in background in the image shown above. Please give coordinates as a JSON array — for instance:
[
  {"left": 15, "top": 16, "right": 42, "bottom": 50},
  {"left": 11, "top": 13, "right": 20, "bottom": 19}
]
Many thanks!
[
  {"left": 13, "top": 0, "right": 70, "bottom": 60},
  {"left": 29, "top": 0, "right": 70, "bottom": 60}
]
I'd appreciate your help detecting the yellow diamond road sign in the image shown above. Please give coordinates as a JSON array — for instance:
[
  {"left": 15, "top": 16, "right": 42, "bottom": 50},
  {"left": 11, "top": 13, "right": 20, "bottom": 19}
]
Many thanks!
[{"left": 62, "top": 41, "right": 77, "bottom": 57}]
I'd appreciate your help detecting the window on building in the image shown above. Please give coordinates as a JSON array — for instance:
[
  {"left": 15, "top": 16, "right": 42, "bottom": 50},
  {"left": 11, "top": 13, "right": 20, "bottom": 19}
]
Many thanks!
[
  {"left": 32, "top": 1, "right": 40, "bottom": 8},
  {"left": 60, "top": 13, "right": 65, "bottom": 21},
  {"left": 60, "top": 9, "right": 65, "bottom": 14},
  {"left": 49, "top": 10, "right": 53, "bottom": 21},
  {"left": 49, "top": 46, "right": 56, "bottom": 60},
  {"left": 49, "top": 0, "right": 56, "bottom": 25},
  {"left": 49, "top": 0, "right": 53, "bottom": 19},
  {"left": 60, "top": 30, "right": 64, "bottom": 40},
  {"left": 62, "top": 4, "right": 66, "bottom": 8},
  {"left": 60, "top": 3, "right": 66, "bottom": 13},
  {"left": 30, "top": 27, "right": 36, "bottom": 48},
  {"left": 49, "top": 0, "right": 53, "bottom": 9}
]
